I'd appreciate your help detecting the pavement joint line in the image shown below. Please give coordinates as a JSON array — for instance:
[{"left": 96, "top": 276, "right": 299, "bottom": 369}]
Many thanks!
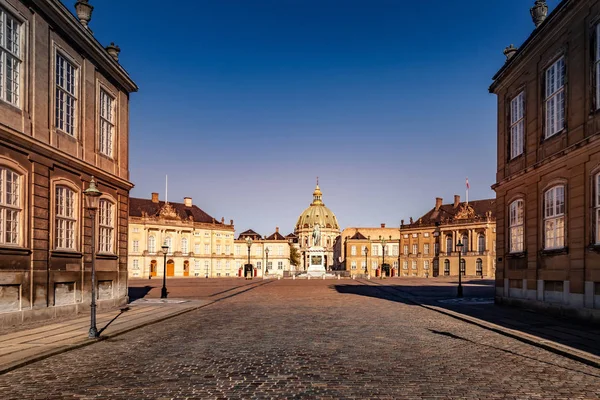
[
  {"left": 356, "top": 279, "right": 600, "bottom": 369},
  {"left": 0, "top": 278, "right": 270, "bottom": 376}
]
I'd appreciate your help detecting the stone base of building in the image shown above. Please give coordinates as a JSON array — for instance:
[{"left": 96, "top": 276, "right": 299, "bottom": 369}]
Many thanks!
[
  {"left": 0, "top": 296, "right": 128, "bottom": 329},
  {"left": 495, "top": 295, "right": 600, "bottom": 324}
]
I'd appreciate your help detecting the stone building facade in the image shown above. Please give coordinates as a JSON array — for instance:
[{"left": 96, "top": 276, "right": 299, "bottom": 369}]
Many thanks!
[
  {"left": 338, "top": 196, "right": 496, "bottom": 278},
  {"left": 0, "top": 0, "right": 137, "bottom": 325},
  {"left": 235, "top": 228, "right": 291, "bottom": 277},
  {"left": 490, "top": 0, "right": 600, "bottom": 320},
  {"left": 294, "top": 182, "right": 340, "bottom": 271},
  {"left": 128, "top": 194, "right": 235, "bottom": 279}
]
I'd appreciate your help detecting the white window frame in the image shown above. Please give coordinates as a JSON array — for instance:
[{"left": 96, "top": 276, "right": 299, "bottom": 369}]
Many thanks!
[
  {"left": 424, "top": 260, "right": 430, "bottom": 270},
  {"left": 509, "top": 199, "right": 524, "bottom": 253},
  {"left": 132, "top": 240, "right": 139, "bottom": 252},
  {"left": 478, "top": 234, "right": 485, "bottom": 254},
  {"left": 510, "top": 91, "right": 525, "bottom": 159},
  {"left": 0, "top": 167, "right": 21, "bottom": 245},
  {"left": 148, "top": 236, "right": 156, "bottom": 253},
  {"left": 278, "top": 261, "right": 283, "bottom": 270},
  {"left": 402, "top": 261, "right": 408, "bottom": 270},
  {"left": 99, "top": 88, "right": 115, "bottom": 157},
  {"left": 204, "top": 244, "right": 209, "bottom": 254},
  {"left": 99, "top": 199, "right": 114, "bottom": 253},
  {"left": 411, "top": 260, "right": 417, "bottom": 270},
  {"left": 165, "top": 236, "right": 172, "bottom": 254},
  {"left": 55, "top": 185, "right": 76, "bottom": 250},
  {"left": 0, "top": 7, "right": 21, "bottom": 107},
  {"left": 194, "top": 243, "right": 200, "bottom": 254},
  {"left": 278, "top": 245, "right": 283, "bottom": 256},
  {"left": 216, "top": 244, "right": 221, "bottom": 254},
  {"left": 544, "top": 186, "right": 565, "bottom": 250},
  {"left": 371, "top": 245, "right": 378, "bottom": 256},
  {"left": 403, "top": 245, "right": 408, "bottom": 255},
  {"left": 55, "top": 51, "right": 78, "bottom": 136},
  {"left": 423, "top": 243, "right": 430, "bottom": 255},
  {"left": 544, "top": 57, "right": 565, "bottom": 138},
  {"left": 235, "top": 245, "right": 240, "bottom": 255},
  {"left": 392, "top": 245, "right": 398, "bottom": 256},
  {"left": 181, "top": 237, "right": 188, "bottom": 254},
  {"left": 351, "top": 245, "right": 356, "bottom": 256},
  {"left": 351, "top": 261, "right": 357, "bottom": 270},
  {"left": 412, "top": 243, "right": 418, "bottom": 254}
]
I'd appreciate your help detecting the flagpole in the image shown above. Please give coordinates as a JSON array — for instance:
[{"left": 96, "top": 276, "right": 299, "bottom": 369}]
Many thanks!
[{"left": 466, "top": 177, "right": 469, "bottom": 206}]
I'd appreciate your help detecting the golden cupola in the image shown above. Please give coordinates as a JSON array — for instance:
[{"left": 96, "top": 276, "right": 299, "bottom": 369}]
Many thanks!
[{"left": 295, "top": 181, "right": 340, "bottom": 232}]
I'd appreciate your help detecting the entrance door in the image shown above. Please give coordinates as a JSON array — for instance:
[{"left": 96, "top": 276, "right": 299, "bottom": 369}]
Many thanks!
[
  {"left": 150, "top": 260, "right": 157, "bottom": 277},
  {"left": 167, "top": 260, "right": 175, "bottom": 277},
  {"left": 183, "top": 261, "right": 190, "bottom": 277}
]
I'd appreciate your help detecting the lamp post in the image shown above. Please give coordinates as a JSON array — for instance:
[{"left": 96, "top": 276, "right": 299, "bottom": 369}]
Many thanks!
[
  {"left": 161, "top": 242, "right": 169, "bottom": 298},
  {"left": 456, "top": 240, "right": 464, "bottom": 298},
  {"left": 363, "top": 246, "right": 368, "bottom": 277},
  {"left": 433, "top": 222, "right": 441, "bottom": 278},
  {"left": 379, "top": 235, "right": 390, "bottom": 279},
  {"left": 246, "top": 237, "right": 253, "bottom": 280},
  {"left": 84, "top": 177, "right": 102, "bottom": 338},
  {"left": 265, "top": 247, "right": 269, "bottom": 277}
]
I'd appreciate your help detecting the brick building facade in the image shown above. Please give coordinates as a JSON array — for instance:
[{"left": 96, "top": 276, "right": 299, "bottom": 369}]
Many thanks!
[
  {"left": 490, "top": 0, "right": 600, "bottom": 320},
  {"left": 0, "top": 0, "right": 137, "bottom": 325}
]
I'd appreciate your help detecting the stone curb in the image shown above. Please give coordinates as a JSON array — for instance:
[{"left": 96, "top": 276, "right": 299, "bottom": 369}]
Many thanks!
[
  {"left": 359, "top": 279, "right": 600, "bottom": 369},
  {"left": 0, "top": 301, "right": 215, "bottom": 376}
]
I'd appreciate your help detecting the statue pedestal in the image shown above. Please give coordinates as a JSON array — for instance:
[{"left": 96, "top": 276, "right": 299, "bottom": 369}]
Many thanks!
[{"left": 307, "top": 246, "right": 326, "bottom": 277}]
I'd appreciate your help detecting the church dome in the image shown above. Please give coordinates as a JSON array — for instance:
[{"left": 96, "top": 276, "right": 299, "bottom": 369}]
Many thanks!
[{"left": 295, "top": 183, "right": 340, "bottom": 232}]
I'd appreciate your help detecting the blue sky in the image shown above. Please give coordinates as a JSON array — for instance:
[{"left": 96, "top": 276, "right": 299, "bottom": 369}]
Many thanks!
[{"left": 69, "top": 0, "right": 561, "bottom": 236}]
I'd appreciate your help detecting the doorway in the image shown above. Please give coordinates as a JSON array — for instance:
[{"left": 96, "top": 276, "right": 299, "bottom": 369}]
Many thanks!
[
  {"left": 150, "top": 260, "right": 157, "bottom": 277},
  {"left": 183, "top": 260, "right": 190, "bottom": 277},
  {"left": 167, "top": 260, "right": 175, "bottom": 276}
]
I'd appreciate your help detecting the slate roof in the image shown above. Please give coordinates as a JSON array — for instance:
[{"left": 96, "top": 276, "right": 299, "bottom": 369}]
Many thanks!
[
  {"left": 129, "top": 198, "right": 218, "bottom": 224},
  {"left": 266, "top": 231, "right": 286, "bottom": 241},
  {"left": 349, "top": 231, "right": 368, "bottom": 240},
  {"left": 406, "top": 199, "right": 496, "bottom": 228},
  {"left": 238, "top": 229, "right": 262, "bottom": 240}
]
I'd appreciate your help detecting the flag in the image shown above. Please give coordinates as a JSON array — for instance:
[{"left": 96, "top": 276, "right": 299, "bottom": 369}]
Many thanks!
[{"left": 466, "top": 177, "right": 470, "bottom": 190}]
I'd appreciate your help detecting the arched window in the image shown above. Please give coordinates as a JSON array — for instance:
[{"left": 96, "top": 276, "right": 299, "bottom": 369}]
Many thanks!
[
  {"left": 181, "top": 237, "right": 188, "bottom": 254},
  {"left": 99, "top": 199, "right": 114, "bottom": 253},
  {"left": 55, "top": 185, "right": 76, "bottom": 250},
  {"left": 148, "top": 236, "right": 156, "bottom": 253},
  {"left": 509, "top": 199, "right": 524, "bottom": 252},
  {"left": 476, "top": 258, "right": 483, "bottom": 276},
  {"left": 460, "top": 259, "right": 466, "bottom": 276},
  {"left": 461, "top": 234, "right": 468, "bottom": 254},
  {"left": 478, "top": 234, "right": 485, "bottom": 254},
  {"left": 444, "top": 260, "right": 450, "bottom": 276},
  {"left": 0, "top": 167, "right": 21, "bottom": 245},
  {"left": 544, "top": 185, "right": 565, "bottom": 249},
  {"left": 446, "top": 236, "right": 453, "bottom": 255}
]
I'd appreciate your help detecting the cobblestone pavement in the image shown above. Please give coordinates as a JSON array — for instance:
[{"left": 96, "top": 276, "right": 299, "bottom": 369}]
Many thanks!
[{"left": 1, "top": 279, "right": 599, "bottom": 399}]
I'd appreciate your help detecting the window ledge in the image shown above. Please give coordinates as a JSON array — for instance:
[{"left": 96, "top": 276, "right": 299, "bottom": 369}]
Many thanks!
[
  {"left": 586, "top": 244, "right": 600, "bottom": 253},
  {"left": 97, "top": 253, "right": 118, "bottom": 260},
  {"left": 540, "top": 247, "right": 568, "bottom": 256},
  {"left": 51, "top": 250, "right": 83, "bottom": 258},
  {"left": 0, "top": 246, "right": 31, "bottom": 256},
  {"left": 506, "top": 251, "right": 526, "bottom": 259}
]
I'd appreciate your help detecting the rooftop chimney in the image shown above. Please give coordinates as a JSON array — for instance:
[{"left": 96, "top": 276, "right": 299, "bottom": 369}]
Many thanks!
[
  {"left": 381, "top": 223, "right": 386, "bottom": 228},
  {"left": 184, "top": 197, "right": 192, "bottom": 207},
  {"left": 230, "top": 219, "right": 234, "bottom": 226},
  {"left": 151, "top": 192, "right": 159, "bottom": 203},
  {"left": 435, "top": 197, "right": 443, "bottom": 211},
  {"left": 454, "top": 195, "right": 461, "bottom": 208},
  {"left": 74, "top": 0, "right": 93, "bottom": 29},
  {"left": 276, "top": 227, "right": 279, "bottom": 233},
  {"left": 530, "top": 0, "right": 548, "bottom": 28},
  {"left": 221, "top": 217, "right": 225, "bottom": 224},
  {"left": 106, "top": 42, "right": 120, "bottom": 62}
]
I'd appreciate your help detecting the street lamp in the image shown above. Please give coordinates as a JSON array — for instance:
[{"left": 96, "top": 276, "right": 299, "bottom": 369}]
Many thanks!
[
  {"left": 83, "top": 176, "right": 102, "bottom": 339},
  {"left": 456, "top": 240, "right": 464, "bottom": 298},
  {"left": 363, "top": 246, "right": 368, "bottom": 276},
  {"left": 379, "top": 235, "right": 391, "bottom": 279},
  {"left": 246, "top": 237, "right": 253, "bottom": 280},
  {"left": 161, "top": 242, "right": 169, "bottom": 298},
  {"left": 265, "top": 247, "right": 269, "bottom": 277},
  {"left": 433, "top": 222, "right": 441, "bottom": 278}
]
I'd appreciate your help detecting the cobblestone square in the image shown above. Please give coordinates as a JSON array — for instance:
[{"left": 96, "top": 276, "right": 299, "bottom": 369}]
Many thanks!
[{"left": 1, "top": 278, "right": 599, "bottom": 399}]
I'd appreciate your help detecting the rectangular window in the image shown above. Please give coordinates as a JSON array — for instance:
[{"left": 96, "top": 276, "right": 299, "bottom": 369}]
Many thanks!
[
  {"left": 278, "top": 261, "right": 283, "bottom": 270},
  {"left": 510, "top": 91, "right": 525, "bottom": 158},
  {"left": 411, "top": 260, "right": 417, "bottom": 270},
  {"left": 412, "top": 244, "right": 418, "bottom": 254},
  {"left": 235, "top": 245, "right": 240, "bottom": 255},
  {"left": 393, "top": 261, "right": 398, "bottom": 269},
  {"left": 225, "top": 261, "right": 230, "bottom": 270},
  {"left": 99, "top": 200, "right": 114, "bottom": 253},
  {"left": 0, "top": 168, "right": 20, "bottom": 245},
  {"left": 351, "top": 246, "right": 356, "bottom": 256},
  {"left": 55, "top": 53, "right": 77, "bottom": 136},
  {"left": 132, "top": 240, "right": 139, "bottom": 252},
  {"left": 216, "top": 260, "right": 221, "bottom": 270},
  {"left": 0, "top": 9, "right": 21, "bottom": 107},
  {"left": 194, "top": 244, "right": 200, "bottom": 254},
  {"left": 351, "top": 261, "right": 356, "bottom": 270},
  {"left": 194, "top": 260, "right": 201, "bottom": 270},
  {"left": 371, "top": 261, "right": 377, "bottom": 270},
  {"left": 278, "top": 246, "right": 283, "bottom": 256},
  {"left": 204, "top": 244, "right": 209, "bottom": 254},
  {"left": 510, "top": 200, "right": 524, "bottom": 253},
  {"left": 544, "top": 186, "right": 565, "bottom": 249},
  {"left": 402, "top": 261, "right": 408, "bottom": 270},
  {"left": 392, "top": 245, "right": 398, "bottom": 256},
  {"left": 132, "top": 259, "right": 139, "bottom": 269},
  {"left": 181, "top": 238, "right": 188, "bottom": 254},
  {"left": 99, "top": 89, "right": 115, "bottom": 157},
  {"left": 403, "top": 245, "right": 408, "bottom": 255},
  {"left": 371, "top": 245, "right": 378, "bottom": 256},
  {"left": 255, "top": 247, "right": 261, "bottom": 256},
  {"left": 424, "top": 260, "right": 430, "bottom": 270},
  {"left": 55, "top": 186, "right": 75, "bottom": 250},
  {"left": 225, "top": 245, "right": 230, "bottom": 254},
  {"left": 545, "top": 57, "right": 565, "bottom": 138},
  {"left": 424, "top": 243, "right": 430, "bottom": 255},
  {"left": 216, "top": 244, "right": 221, "bottom": 254}
]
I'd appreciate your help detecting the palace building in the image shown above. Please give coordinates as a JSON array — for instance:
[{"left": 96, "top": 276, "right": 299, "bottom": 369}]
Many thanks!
[
  {"left": 490, "top": 0, "right": 600, "bottom": 320},
  {"left": 338, "top": 196, "right": 496, "bottom": 278},
  {"left": 0, "top": 0, "right": 137, "bottom": 325},
  {"left": 235, "top": 228, "right": 292, "bottom": 277},
  {"left": 128, "top": 193, "right": 235, "bottom": 279}
]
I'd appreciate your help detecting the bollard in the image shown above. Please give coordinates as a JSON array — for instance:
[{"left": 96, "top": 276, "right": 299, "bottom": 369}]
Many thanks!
[
  {"left": 293, "top": 275, "right": 296, "bottom": 280},
  {"left": 308, "top": 275, "right": 311, "bottom": 280},
  {"left": 278, "top": 275, "right": 281, "bottom": 280},
  {"left": 337, "top": 275, "right": 340, "bottom": 280}
]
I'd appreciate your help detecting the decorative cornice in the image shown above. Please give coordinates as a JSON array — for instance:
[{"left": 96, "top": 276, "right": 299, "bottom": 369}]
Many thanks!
[{"left": 31, "top": 0, "right": 138, "bottom": 93}]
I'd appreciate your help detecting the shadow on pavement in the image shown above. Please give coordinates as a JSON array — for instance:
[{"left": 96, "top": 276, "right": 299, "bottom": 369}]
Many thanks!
[
  {"left": 333, "top": 282, "right": 600, "bottom": 358},
  {"left": 128, "top": 285, "right": 154, "bottom": 302}
]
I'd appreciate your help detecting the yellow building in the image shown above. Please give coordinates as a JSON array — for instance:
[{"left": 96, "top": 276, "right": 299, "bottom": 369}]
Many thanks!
[
  {"left": 294, "top": 182, "right": 341, "bottom": 270},
  {"left": 128, "top": 193, "right": 235, "bottom": 278},
  {"left": 338, "top": 225, "right": 400, "bottom": 277},
  {"left": 234, "top": 228, "right": 292, "bottom": 277}
]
